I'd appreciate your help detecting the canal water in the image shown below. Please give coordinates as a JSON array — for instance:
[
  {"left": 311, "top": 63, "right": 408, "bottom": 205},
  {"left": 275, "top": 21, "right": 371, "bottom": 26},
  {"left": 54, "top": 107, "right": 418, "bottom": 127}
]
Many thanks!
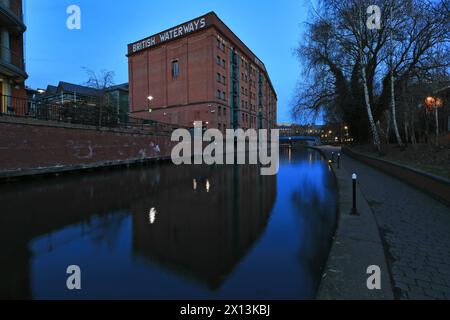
[{"left": 0, "top": 147, "right": 337, "bottom": 300}]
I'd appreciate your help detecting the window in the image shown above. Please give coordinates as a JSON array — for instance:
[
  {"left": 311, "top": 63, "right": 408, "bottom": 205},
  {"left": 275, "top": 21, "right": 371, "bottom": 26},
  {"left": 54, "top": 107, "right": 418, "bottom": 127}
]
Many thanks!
[
  {"left": 217, "top": 73, "right": 221, "bottom": 82},
  {"left": 222, "top": 91, "right": 226, "bottom": 100},
  {"left": 217, "top": 56, "right": 221, "bottom": 65},
  {"left": 216, "top": 38, "right": 220, "bottom": 48},
  {"left": 222, "top": 76, "right": 226, "bottom": 84},
  {"left": 217, "top": 90, "right": 221, "bottom": 99},
  {"left": 222, "top": 59, "right": 226, "bottom": 68},
  {"left": 171, "top": 60, "right": 179, "bottom": 79}
]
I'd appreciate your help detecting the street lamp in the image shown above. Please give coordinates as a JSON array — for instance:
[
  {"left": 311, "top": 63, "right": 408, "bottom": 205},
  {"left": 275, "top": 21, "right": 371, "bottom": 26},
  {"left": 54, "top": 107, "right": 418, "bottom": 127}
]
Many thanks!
[
  {"left": 147, "top": 96, "right": 154, "bottom": 113},
  {"left": 424, "top": 96, "right": 443, "bottom": 146}
]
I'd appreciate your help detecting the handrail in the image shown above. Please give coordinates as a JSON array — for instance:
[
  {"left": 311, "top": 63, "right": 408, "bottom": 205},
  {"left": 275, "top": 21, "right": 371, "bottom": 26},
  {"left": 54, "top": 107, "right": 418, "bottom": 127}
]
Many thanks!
[{"left": 0, "top": 94, "right": 183, "bottom": 134}]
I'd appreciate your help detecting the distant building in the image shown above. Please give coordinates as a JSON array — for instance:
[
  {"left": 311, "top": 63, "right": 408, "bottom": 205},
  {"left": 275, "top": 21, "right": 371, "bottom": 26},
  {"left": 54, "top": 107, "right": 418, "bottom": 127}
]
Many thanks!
[
  {"left": 106, "top": 83, "right": 129, "bottom": 122},
  {"left": 0, "top": 0, "right": 27, "bottom": 114},
  {"left": 127, "top": 12, "right": 277, "bottom": 130},
  {"left": 277, "top": 124, "right": 326, "bottom": 137},
  {"left": 36, "top": 81, "right": 129, "bottom": 119},
  {"left": 39, "top": 82, "right": 104, "bottom": 106}
]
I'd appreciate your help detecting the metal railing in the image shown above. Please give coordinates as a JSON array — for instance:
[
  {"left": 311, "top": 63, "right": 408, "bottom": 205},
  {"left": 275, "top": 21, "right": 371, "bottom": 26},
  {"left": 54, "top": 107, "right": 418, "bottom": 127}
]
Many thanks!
[
  {"left": 0, "top": 94, "right": 183, "bottom": 135},
  {"left": 0, "top": 46, "right": 25, "bottom": 70}
]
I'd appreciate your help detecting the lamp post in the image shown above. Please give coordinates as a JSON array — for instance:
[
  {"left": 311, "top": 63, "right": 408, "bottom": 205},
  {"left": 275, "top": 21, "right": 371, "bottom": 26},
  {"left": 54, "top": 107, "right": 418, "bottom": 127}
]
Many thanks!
[
  {"left": 147, "top": 96, "right": 154, "bottom": 113},
  {"left": 424, "top": 96, "right": 443, "bottom": 146}
]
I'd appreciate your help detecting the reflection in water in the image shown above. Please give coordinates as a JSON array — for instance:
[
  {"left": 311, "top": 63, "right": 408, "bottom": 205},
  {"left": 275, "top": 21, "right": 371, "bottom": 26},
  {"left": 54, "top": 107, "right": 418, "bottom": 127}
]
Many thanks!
[{"left": 0, "top": 147, "right": 336, "bottom": 300}]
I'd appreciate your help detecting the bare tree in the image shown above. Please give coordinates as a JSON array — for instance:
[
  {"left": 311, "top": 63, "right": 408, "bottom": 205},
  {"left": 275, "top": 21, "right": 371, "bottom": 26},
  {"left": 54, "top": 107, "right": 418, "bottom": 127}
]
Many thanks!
[
  {"left": 83, "top": 67, "right": 115, "bottom": 91},
  {"left": 82, "top": 68, "right": 116, "bottom": 127},
  {"left": 292, "top": 0, "right": 449, "bottom": 149}
]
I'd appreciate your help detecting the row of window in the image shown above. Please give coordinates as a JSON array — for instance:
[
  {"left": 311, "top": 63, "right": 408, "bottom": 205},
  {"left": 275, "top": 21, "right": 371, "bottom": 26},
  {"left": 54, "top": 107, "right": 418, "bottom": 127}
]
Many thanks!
[
  {"left": 241, "top": 100, "right": 257, "bottom": 111},
  {"left": 216, "top": 90, "right": 227, "bottom": 101},
  {"left": 241, "top": 86, "right": 257, "bottom": 99},
  {"left": 216, "top": 38, "right": 226, "bottom": 52},
  {"left": 216, "top": 73, "right": 226, "bottom": 85},
  {"left": 216, "top": 55, "right": 226, "bottom": 69},
  {"left": 217, "top": 106, "right": 227, "bottom": 118},
  {"left": 241, "top": 57, "right": 257, "bottom": 76}
]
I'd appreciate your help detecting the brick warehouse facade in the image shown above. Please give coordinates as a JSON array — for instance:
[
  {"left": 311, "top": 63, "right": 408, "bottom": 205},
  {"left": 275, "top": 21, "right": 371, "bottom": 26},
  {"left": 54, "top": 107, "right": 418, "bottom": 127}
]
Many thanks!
[{"left": 127, "top": 12, "right": 277, "bottom": 131}]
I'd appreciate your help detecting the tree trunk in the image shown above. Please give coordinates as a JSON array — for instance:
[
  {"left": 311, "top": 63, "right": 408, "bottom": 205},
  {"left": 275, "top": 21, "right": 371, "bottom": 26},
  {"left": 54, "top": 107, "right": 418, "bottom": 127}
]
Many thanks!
[
  {"left": 435, "top": 107, "right": 439, "bottom": 146},
  {"left": 362, "top": 65, "right": 381, "bottom": 152},
  {"left": 389, "top": 3, "right": 403, "bottom": 147},
  {"left": 404, "top": 111, "right": 409, "bottom": 144},
  {"left": 410, "top": 111, "right": 417, "bottom": 151},
  {"left": 390, "top": 73, "right": 403, "bottom": 146}
]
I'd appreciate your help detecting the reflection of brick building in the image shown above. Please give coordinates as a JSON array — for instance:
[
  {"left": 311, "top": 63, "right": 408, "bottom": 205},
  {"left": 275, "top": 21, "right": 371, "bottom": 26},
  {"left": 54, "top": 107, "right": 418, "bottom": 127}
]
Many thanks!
[
  {"left": 127, "top": 12, "right": 277, "bottom": 131},
  {"left": 131, "top": 164, "right": 277, "bottom": 289},
  {"left": 0, "top": 0, "right": 27, "bottom": 114}
]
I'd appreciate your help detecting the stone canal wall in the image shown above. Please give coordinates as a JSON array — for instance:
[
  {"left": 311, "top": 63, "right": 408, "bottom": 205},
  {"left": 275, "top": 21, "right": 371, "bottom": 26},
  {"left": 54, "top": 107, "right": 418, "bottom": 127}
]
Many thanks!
[{"left": 0, "top": 117, "right": 175, "bottom": 179}]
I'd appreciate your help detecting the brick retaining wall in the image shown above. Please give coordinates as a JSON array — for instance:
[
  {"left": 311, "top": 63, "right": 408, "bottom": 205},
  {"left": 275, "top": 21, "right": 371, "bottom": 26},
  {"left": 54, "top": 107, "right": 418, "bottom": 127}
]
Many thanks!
[
  {"left": 343, "top": 147, "right": 450, "bottom": 206},
  {"left": 0, "top": 117, "right": 176, "bottom": 179}
]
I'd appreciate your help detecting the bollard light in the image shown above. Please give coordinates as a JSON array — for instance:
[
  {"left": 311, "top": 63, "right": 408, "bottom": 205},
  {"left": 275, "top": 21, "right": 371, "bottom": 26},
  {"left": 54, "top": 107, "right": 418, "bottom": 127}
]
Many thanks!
[
  {"left": 337, "top": 153, "right": 341, "bottom": 169},
  {"left": 351, "top": 173, "right": 358, "bottom": 215}
]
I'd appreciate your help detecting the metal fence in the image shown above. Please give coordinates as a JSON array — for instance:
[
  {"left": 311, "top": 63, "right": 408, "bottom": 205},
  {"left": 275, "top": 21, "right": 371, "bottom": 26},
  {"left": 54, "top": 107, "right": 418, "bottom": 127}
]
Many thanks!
[{"left": 0, "top": 94, "right": 182, "bottom": 135}]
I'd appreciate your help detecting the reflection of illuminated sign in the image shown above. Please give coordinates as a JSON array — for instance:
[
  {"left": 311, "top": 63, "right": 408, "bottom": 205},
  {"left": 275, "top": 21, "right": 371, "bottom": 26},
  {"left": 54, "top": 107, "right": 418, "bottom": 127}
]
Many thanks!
[{"left": 130, "top": 17, "right": 207, "bottom": 54}]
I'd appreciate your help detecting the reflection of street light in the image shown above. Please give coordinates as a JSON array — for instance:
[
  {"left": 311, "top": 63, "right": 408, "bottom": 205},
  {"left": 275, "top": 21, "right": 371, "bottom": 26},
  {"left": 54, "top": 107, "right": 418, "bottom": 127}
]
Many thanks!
[
  {"left": 147, "top": 96, "right": 154, "bottom": 113},
  {"left": 424, "top": 96, "right": 443, "bottom": 146},
  {"left": 149, "top": 207, "right": 157, "bottom": 225}
]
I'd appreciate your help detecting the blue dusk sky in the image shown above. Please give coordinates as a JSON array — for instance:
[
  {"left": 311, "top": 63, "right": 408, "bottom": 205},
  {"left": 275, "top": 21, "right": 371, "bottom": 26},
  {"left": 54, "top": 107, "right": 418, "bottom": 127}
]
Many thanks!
[{"left": 25, "top": 0, "right": 312, "bottom": 124}]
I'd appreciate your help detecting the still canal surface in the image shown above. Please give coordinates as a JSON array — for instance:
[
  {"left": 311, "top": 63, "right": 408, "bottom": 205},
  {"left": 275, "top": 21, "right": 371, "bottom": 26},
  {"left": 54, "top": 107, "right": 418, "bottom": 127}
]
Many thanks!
[{"left": 0, "top": 147, "right": 337, "bottom": 300}]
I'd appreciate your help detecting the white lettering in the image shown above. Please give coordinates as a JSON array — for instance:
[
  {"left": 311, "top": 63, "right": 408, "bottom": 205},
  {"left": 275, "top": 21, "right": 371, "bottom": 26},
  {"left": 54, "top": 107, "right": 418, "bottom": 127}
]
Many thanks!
[
  {"left": 200, "top": 18, "right": 206, "bottom": 28},
  {"left": 367, "top": 265, "right": 382, "bottom": 290},
  {"left": 66, "top": 5, "right": 81, "bottom": 30},
  {"left": 366, "top": 5, "right": 381, "bottom": 30},
  {"left": 66, "top": 265, "right": 81, "bottom": 290},
  {"left": 132, "top": 17, "right": 208, "bottom": 53}
]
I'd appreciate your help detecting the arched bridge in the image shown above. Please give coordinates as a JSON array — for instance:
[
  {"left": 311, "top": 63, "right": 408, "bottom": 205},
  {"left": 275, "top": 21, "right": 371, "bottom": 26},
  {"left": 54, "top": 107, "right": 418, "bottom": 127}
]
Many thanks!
[{"left": 279, "top": 136, "right": 321, "bottom": 146}]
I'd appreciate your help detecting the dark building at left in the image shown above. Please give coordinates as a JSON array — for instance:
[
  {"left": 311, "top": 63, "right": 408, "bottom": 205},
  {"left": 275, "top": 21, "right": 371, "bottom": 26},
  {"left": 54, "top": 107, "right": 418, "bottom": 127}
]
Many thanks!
[{"left": 0, "top": 0, "right": 27, "bottom": 114}]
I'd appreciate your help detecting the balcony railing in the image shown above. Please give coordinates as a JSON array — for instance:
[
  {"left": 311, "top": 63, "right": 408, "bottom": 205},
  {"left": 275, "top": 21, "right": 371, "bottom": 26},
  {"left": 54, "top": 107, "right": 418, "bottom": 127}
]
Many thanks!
[
  {"left": 0, "top": 1, "right": 24, "bottom": 23},
  {"left": 0, "top": 45, "right": 25, "bottom": 70},
  {"left": 0, "top": 94, "right": 183, "bottom": 135}
]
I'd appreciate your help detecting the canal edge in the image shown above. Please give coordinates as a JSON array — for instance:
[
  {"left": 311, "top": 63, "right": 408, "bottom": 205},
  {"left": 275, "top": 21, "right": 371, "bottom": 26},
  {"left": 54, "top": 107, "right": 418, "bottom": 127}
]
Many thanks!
[{"left": 313, "top": 146, "right": 395, "bottom": 300}]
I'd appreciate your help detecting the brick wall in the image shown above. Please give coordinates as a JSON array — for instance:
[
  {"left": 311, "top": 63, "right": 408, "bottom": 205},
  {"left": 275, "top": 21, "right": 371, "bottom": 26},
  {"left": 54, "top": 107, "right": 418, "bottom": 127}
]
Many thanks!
[{"left": 0, "top": 118, "right": 175, "bottom": 177}]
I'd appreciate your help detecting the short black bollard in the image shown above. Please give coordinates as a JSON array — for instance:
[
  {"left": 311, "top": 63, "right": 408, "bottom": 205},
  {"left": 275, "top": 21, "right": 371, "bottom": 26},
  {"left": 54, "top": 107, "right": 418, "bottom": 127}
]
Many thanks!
[
  {"left": 331, "top": 152, "right": 335, "bottom": 163},
  {"left": 351, "top": 173, "right": 358, "bottom": 215},
  {"left": 337, "top": 153, "right": 341, "bottom": 169}
]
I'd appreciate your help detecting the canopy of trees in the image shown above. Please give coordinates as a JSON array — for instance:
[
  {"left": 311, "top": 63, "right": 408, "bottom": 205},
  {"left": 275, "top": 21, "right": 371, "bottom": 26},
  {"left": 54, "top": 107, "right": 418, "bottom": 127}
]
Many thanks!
[{"left": 292, "top": 0, "right": 450, "bottom": 149}]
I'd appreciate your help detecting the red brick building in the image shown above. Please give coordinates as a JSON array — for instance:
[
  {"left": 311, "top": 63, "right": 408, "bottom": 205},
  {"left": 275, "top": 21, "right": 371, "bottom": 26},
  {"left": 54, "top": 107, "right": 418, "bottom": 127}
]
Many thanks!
[
  {"left": 0, "top": 0, "right": 27, "bottom": 114},
  {"left": 127, "top": 12, "right": 277, "bottom": 131}
]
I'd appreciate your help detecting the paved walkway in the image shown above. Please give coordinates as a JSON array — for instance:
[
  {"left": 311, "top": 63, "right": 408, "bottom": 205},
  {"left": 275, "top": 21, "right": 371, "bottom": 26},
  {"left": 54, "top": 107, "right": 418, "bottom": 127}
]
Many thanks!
[{"left": 322, "top": 146, "right": 450, "bottom": 300}]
